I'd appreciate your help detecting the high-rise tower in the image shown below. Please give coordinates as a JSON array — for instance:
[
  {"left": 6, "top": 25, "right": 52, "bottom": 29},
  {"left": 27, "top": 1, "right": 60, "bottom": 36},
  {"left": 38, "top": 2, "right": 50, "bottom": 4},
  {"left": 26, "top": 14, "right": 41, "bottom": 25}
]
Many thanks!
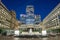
[
  {"left": 26, "top": 5, "right": 35, "bottom": 24},
  {"left": 19, "top": 5, "right": 42, "bottom": 36},
  {"left": 26, "top": 5, "right": 34, "bottom": 15}
]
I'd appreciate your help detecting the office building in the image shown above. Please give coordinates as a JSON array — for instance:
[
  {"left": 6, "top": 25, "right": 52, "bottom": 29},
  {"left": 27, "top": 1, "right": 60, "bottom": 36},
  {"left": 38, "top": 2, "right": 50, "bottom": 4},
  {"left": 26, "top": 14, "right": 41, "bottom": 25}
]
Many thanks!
[
  {"left": 0, "top": 1, "right": 19, "bottom": 34},
  {"left": 0, "top": 1, "right": 11, "bottom": 29},
  {"left": 20, "top": 5, "right": 41, "bottom": 35},
  {"left": 43, "top": 3, "right": 60, "bottom": 33}
]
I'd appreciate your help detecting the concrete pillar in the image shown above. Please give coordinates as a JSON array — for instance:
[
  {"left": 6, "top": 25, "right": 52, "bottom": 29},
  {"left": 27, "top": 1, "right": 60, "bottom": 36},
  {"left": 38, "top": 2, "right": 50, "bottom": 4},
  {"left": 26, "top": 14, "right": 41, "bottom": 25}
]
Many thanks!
[{"left": 29, "top": 28, "right": 32, "bottom": 34}]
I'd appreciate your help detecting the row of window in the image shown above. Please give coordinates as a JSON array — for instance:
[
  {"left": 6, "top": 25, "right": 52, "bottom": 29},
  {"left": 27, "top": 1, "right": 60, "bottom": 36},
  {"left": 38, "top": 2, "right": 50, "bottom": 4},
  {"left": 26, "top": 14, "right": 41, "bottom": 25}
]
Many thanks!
[
  {"left": 0, "top": 5, "right": 11, "bottom": 20},
  {"left": 45, "top": 18, "right": 58, "bottom": 28},
  {"left": 0, "top": 23, "right": 9, "bottom": 28},
  {"left": 44, "top": 6, "right": 60, "bottom": 29},
  {"left": 44, "top": 14, "right": 60, "bottom": 28},
  {"left": 0, "top": 5, "right": 11, "bottom": 28}
]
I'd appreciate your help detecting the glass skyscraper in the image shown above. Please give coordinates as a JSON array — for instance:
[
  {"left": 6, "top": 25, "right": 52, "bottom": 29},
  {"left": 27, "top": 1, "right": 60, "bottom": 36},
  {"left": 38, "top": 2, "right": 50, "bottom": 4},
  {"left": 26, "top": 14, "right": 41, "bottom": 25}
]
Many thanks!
[
  {"left": 19, "top": 5, "right": 41, "bottom": 35},
  {"left": 20, "top": 5, "right": 41, "bottom": 24}
]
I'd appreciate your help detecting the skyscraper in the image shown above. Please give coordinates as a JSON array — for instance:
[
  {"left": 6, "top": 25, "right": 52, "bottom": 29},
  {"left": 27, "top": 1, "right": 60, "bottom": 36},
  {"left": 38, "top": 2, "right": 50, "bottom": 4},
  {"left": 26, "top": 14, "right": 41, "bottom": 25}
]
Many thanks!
[
  {"left": 19, "top": 5, "right": 41, "bottom": 36},
  {"left": 20, "top": 5, "right": 41, "bottom": 24},
  {"left": 26, "top": 5, "right": 34, "bottom": 15}
]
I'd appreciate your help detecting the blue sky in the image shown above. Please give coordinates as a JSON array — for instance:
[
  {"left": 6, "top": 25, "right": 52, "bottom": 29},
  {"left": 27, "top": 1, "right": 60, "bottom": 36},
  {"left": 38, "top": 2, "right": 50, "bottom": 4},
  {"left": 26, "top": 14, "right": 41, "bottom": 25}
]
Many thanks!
[{"left": 2, "top": 0, "right": 60, "bottom": 21}]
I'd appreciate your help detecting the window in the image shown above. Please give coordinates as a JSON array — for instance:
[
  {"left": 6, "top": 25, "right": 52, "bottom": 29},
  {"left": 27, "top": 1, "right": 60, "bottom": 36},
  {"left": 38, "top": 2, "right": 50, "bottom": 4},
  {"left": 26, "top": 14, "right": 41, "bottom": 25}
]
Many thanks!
[{"left": 26, "top": 19, "right": 35, "bottom": 24}]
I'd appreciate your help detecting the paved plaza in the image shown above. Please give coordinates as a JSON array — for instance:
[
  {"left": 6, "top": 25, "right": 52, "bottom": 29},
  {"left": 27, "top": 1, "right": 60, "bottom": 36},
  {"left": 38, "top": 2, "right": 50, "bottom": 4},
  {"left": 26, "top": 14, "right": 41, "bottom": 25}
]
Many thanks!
[{"left": 0, "top": 35, "right": 60, "bottom": 40}]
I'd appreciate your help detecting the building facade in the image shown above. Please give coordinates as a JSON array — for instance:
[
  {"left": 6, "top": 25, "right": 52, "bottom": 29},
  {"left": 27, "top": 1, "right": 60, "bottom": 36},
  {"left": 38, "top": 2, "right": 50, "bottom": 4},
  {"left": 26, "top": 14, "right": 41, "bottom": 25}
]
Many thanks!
[
  {"left": 43, "top": 3, "right": 60, "bottom": 33},
  {"left": 20, "top": 5, "right": 41, "bottom": 24},
  {"left": 20, "top": 5, "right": 41, "bottom": 35},
  {"left": 0, "top": 2, "right": 11, "bottom": 29},
  {"left": 0, "top": 1, "right": 19, "bottom": 34},
  {"left": 10, "top": 10, "right": 17, "bottom": 29}
]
